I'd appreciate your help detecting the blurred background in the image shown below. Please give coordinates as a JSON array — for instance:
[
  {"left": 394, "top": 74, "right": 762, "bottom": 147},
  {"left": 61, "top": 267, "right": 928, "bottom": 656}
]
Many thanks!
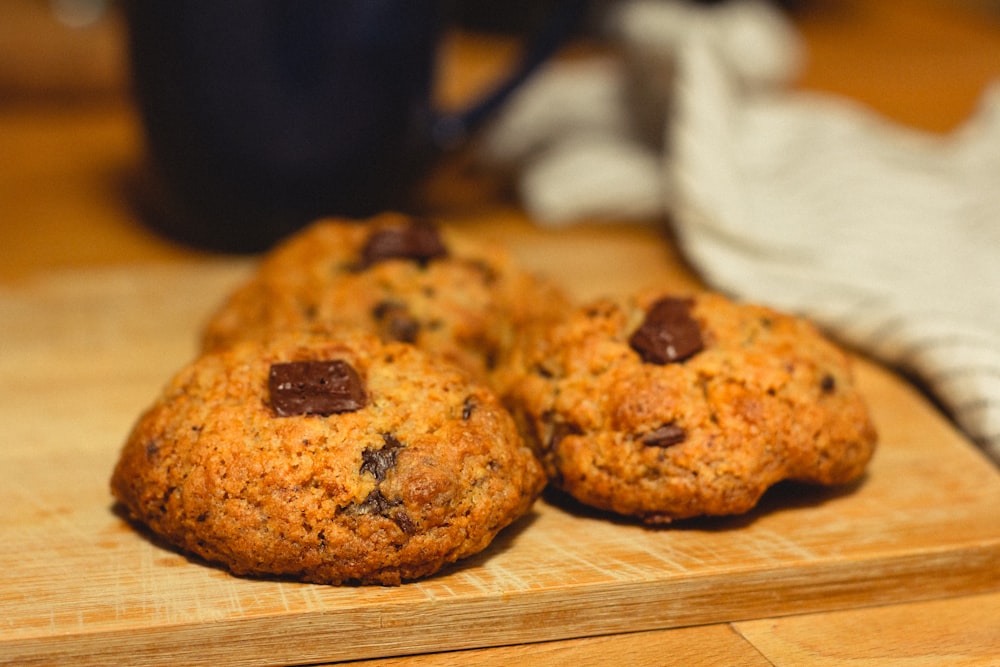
[
  {"left": 2, "top": 0, "right": 1000, "bottom": 275},
  {"left": 5, "top": 0, "right": 1000, "bottom": 123}
]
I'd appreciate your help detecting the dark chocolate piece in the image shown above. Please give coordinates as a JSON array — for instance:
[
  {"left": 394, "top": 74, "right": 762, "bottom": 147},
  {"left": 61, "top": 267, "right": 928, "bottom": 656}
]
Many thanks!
[
  {"left": 357, "top": 488, "right": 395, "bottom": 515},
  {"left": 268, "top": 360, "right": 367, "bottom": 417},
  {"left": 356, "top": 434, "right": 414, "bottom": 533},
  {"left": 533, "top": 362, "right": 555, "bottom": 379},
  {"left": 359, "top": 220, "right": 448, "bottom": 268},
  {"left": 549, "top": 420, "right": 583, "bottom": 449},
  {"left": 642, "top": 423, "right": 687, "bottom": 447},
  {"left": 361, "top": 433, "right": 405, "bottom": 481},
  {"left": 354, "top": 489, "right": 415, "bottom": 533},
  {"left": 820, "top": 374, "right": 836, "bottom": 393},
  {"left": 393, "top": 510, "right": 417, "bottom": 535},
  {"left": 629, "top": 297, "right": 704, "bottom": 364},
  {"left": 372, "top": 300, "right": 420, "bottom": 343}
]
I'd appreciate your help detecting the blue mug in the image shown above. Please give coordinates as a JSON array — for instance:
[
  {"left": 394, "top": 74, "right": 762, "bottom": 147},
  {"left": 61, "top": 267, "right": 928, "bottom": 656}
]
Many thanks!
[{"left": 124, "top": 1, "right": 588, "bottom": 252}]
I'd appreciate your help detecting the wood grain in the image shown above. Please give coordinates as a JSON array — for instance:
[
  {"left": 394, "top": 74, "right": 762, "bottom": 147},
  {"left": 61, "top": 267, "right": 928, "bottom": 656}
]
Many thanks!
[
  {"left": 734, "top": 590, "right": 1000, "bottom": 666},
  {"left": 2, "top": 226, "right": 999, "bottom": 666},
  {"left": 335, "top": 624, "right": 773, "bottom": 667}
]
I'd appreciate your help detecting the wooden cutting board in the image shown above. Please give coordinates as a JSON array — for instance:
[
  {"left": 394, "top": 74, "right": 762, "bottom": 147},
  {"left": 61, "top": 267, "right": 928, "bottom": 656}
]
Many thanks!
[{"left": 2, "top": 222, "right": 999, "bottom": 667}]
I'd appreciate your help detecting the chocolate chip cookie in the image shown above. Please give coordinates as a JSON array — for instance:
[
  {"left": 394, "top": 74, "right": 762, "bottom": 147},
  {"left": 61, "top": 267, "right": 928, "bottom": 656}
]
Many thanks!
[
  {"left": 498, "top": 291, "right": 878, "bottom": 523},
  {"left": 110, "top": 331, "right": 546, "bottom": 585},
  {"left": 200, "top": 213, "right": 570, "bottom": 383}
]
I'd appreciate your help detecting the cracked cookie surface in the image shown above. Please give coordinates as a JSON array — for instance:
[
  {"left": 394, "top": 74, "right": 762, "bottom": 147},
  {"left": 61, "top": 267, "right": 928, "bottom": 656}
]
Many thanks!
[
  {"left": 497, "top": 291, "right": 878, "bottom": 524},
  {"left": 111, "top": 331, "right": 545, "bottom": 585}
]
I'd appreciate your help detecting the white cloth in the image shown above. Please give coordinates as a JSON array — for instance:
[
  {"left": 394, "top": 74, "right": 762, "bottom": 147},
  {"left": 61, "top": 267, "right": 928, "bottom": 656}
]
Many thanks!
[{"left": 481, "top": 0, "right": 1000, "bottom": 463}]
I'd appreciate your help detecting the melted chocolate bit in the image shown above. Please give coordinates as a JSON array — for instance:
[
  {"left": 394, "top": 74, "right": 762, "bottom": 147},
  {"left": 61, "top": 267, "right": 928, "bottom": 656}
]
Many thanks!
[
  {"left": 393, "top": 511, "right": 417, "bottom": 535},
  {"left": 354, "top": 490, "right": 414, "bottom": 533},
  {"left": 549, "top": 421, "right": 583, "bottom": 449},
  {"left": 462, "top": 396, "right": 476, "bottom": 420},
  {"left": 355, "top": 435, "right": 414, "bottom": 534},
  {"left": 533, "top": 363, "right": 555, "bottom": 379},
  {"left": 820, "top": 374, "right": 836, "bottom": 393},
  {"left": 358, "top": 220, "right": 448, "bottom": 269},
  {"left": 465, "top": 258, "right": 499, "bottom": 285},
  {"left": 372, "top": 300, "right": 420, "bottom": 343},
  {"left": 629, "top": 297, "right": 704, "bottom": 364},
  {"left": 268, "top": 360, "right": 367, "bottom": 417},
  {"left": 361, "top": 434, "right": 404, "bottom": 482},
  {"left": 642, "top": 423, "right": 687, "bottom": 447},
  {"left": 357, "top": 488, "right": 395, "bottom": 515}
]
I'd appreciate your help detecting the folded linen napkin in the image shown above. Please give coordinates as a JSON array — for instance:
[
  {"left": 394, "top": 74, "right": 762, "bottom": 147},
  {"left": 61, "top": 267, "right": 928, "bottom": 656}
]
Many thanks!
[{"left": 480, "top": 0, "right": 1000, "bottom": 464}]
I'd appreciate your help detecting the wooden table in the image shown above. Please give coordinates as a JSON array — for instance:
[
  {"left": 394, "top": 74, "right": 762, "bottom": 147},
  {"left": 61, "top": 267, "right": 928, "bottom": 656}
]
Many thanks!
[{"left": 2, "top": 1, "right": 999, "bottom": 664}]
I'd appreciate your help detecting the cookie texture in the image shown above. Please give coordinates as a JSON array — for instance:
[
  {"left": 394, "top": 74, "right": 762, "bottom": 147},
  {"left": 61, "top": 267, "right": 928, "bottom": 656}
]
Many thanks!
[
  {"left": 498, "top": 291, "right": 878, "bottom": 524},
  {"left": 201, "top": 213, "right": 570, "bottom": 382},
  {"left": 111, "top": 332, "right": 545, "bottom": 585}
]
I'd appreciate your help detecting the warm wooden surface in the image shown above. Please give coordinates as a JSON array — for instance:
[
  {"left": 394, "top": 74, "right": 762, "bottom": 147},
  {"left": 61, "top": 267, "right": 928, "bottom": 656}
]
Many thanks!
[
  {"left": 3, "top": 0, "right": 1000, "bottom": 664},
  {"left": 2, "top": 234, "right": 999, "bottom": 666},
  {"left": 794, "top": 0, "right": 1000, "bottom": 134}
]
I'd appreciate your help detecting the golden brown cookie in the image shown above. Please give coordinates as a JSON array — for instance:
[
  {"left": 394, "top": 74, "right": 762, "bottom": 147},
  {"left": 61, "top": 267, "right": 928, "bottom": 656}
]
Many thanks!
[
  {"left": 200, "top": 213, "right": 570, "bottom": 383},
  {"left": 111, "top": 331, "right": 546, "bottom": 585},
  {"left": 498, "top": 291, "right": 878, "bottom": 524}
]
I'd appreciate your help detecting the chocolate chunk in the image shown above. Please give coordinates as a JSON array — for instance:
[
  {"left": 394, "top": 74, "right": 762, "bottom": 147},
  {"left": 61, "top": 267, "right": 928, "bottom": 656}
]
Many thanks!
[
  {"left": 358, "top": 220, "right": 448, "bottom": 269},
  {"left": 820, "top": 374, "right": 836, "bottom": 393},
  {"left": 465, "top": 258, "right": 499, "bottom": 285},
  {"left": 642, "top": 423, "right": 686, "bottom": 447},
  {"left": 356, "top": 435, "right": 414, "bottom": 532},
  {"left": 629, "top": 297, "right": 704, "bottom": 364},
  {"left": 361, "top": 434, "right": 404, "bottom": 482},
  {"left": 372, "top": 300, "right": 420, "bottom": 343},
  {"left": 393, "top": 511, "right": 417, "bottom": 535},
  {"left": 462, "top": 396, "right": 476, "bottom": 420},
  {"left": 354, "top": 490, "right": 414, "bottom": 533},
  {"left": 549, "top": 420, "right": 583, "bottom": 449},
  {"left": 268, "top": 360, "right": 367, "bottom": 417},
  {"left": 357, "top": 488, "right": 395, "bottom": 515},
  {"left": 533, "top": 363, "right": 555, "bottom": 379}
]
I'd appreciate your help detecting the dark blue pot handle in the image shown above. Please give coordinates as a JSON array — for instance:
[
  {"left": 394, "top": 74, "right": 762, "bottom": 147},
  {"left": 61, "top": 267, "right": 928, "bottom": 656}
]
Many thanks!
[{"left": 432, "top": 0, "right": 591, "bottom": 149}]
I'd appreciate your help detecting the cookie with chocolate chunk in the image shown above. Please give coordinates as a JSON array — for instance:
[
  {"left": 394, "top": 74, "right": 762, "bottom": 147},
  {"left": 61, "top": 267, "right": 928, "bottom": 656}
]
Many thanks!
[
  {"left": 201, "top": 213, "right": 570, "bottom": 383},
  {"left": 110, "top": 331, "right": 545, "bottom": 585},
  {"left": 498, "top": 291, "right": 877, "bottom": 524}
]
